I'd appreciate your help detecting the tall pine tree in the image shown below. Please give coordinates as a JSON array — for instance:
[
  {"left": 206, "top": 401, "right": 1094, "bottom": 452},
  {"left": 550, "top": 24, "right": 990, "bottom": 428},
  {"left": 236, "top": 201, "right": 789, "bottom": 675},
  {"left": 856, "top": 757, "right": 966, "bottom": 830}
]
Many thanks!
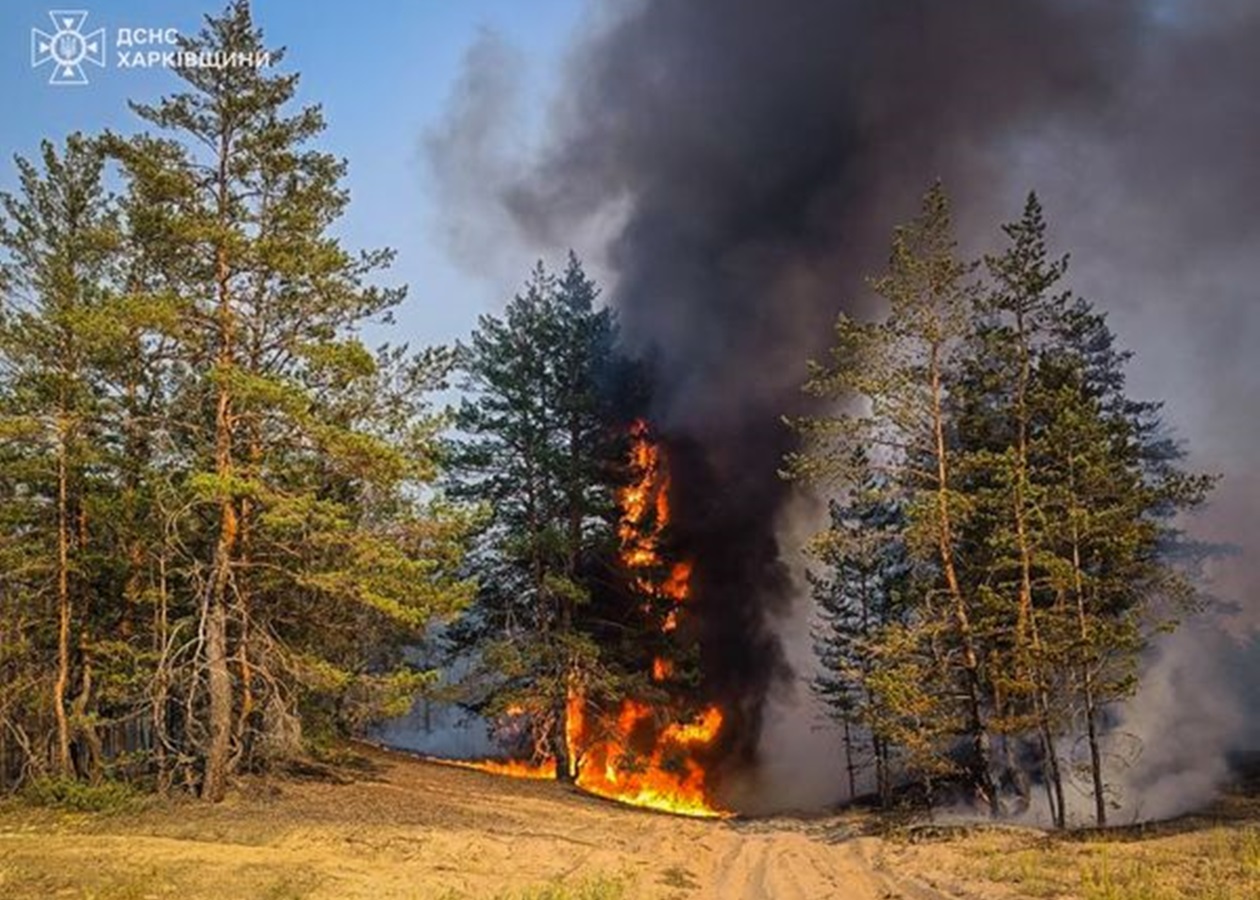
[
  {"left": 104, "top": 1, "right": 473, "bottom": 799},
  {"left": 448, "top": 254, "right": 636, "bottom": 779},
  {"left": 0, "top": 135, "right": 120, "bottom": 780},
  {"left": 787, "top": 183, "right": 999, "bottom": 812}
]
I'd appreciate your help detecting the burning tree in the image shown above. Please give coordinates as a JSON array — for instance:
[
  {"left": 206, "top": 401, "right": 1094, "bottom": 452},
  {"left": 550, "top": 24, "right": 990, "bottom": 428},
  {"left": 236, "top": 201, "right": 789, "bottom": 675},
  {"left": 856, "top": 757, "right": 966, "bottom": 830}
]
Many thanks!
[
  {"left": 446, "top": 261, "right": 729, "bottom": 816},
  {"left": 567, "top": 418, "right": 727, "bottom": 817}
]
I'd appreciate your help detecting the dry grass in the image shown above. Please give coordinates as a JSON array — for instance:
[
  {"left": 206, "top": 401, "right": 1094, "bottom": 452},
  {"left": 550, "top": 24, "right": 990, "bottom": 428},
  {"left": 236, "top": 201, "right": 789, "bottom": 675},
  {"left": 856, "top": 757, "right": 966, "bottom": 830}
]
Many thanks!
[
  {"left": 486, "top": 875, "right": 629, "bottom": 900},
  {"left": 0, "top": 853, "right": 322, "bottom": 900},
  {"left": 888, "top": 812, "right": 1260, "bottom": 900},
  {"left": 1074, "top": 826, "right": 1260, "bottom": 900}
]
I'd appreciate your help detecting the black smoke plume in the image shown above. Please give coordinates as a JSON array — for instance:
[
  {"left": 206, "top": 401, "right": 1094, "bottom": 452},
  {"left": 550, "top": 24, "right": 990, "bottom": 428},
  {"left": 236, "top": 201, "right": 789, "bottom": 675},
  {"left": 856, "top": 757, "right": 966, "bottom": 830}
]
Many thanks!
[{"left": 426, "top": 0, "right": 1260, "bottom": 814}]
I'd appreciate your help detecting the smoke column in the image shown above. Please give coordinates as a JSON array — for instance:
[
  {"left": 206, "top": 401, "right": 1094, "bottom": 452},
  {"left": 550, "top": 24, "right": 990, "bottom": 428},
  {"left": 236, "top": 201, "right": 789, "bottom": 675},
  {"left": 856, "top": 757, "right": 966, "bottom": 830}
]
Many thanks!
[{"left": 426, "top": 0, "right": 1260, "bottom": 816}]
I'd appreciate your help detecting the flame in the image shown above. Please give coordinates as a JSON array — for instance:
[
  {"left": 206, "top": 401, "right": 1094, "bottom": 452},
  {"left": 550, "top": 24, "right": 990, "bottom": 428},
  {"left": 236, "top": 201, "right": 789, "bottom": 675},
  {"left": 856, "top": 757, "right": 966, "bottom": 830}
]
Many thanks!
[
  {"left": 652, "top": 657, "right": 674, "bottom": 682},
  {"left": 560, "top": 419, "right": 728, "bottom": 819},
  {"left": 662, "top": 560, "right": 692, "bottom": 606},
  {"left": 429, "top": 420, "right": 729, "bottom": 819},
  {"left": 571, "top": 701, "right": 727, "bottom": 818},
  {"left": 424, "top": 756, "right": 556, "bottom": 780}
]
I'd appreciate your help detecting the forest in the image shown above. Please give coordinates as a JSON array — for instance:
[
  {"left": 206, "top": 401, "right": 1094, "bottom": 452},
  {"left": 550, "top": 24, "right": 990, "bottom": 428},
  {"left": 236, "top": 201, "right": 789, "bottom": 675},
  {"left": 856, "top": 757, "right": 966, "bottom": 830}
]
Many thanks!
[{"left": 0, "top": 1, "right": 1218, "bottom": 839}]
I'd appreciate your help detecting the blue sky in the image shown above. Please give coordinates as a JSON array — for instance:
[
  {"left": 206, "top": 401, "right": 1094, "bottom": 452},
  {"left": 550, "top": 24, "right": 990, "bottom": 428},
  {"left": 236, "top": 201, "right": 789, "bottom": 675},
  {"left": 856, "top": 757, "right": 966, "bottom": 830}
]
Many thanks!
[{"left": 0, "top": 0, "right": 584, "bottom": 347}]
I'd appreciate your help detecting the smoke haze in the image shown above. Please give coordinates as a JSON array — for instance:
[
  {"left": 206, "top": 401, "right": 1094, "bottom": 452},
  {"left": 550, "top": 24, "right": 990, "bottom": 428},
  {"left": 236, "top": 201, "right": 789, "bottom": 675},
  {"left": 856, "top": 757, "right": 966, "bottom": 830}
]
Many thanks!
[{"left": 425, "top": 0, "right": 1260, "bottom": 818}]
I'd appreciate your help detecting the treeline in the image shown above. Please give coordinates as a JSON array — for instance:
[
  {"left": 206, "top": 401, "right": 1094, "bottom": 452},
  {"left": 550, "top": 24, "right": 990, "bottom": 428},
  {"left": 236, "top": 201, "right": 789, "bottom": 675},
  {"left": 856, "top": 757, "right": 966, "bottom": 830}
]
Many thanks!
[
  {"left": 0, "top": 0, "right": 688, "bottom": 805},
  {"left": 0, "top": 3, "right": 474, "bottom": 799},
  {"left": 785, "top": 185, "right": 1215, "bottom": 827},
  {"left": 1, "top": 3, "right": 1216, "bottom": 824}
]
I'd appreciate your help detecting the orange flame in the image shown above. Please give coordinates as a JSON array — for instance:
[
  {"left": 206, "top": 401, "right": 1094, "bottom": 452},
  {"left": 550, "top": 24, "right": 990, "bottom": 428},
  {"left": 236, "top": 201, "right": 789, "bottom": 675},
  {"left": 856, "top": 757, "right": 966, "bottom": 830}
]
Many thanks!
[
  {"left": 424, "top": 756, "right": 556, "bottom": 780},
  {"left": 559, "top": 419, "right": 728, "bottom": 819},
  {"left": 571, "top": 701, "right": 726, "bottom": 818},
  {"left": 651, "top": 657, "right": 674, "bottom": 682},
  {"left": 432, "top": 420, "right": 729, "bottom": 819}
]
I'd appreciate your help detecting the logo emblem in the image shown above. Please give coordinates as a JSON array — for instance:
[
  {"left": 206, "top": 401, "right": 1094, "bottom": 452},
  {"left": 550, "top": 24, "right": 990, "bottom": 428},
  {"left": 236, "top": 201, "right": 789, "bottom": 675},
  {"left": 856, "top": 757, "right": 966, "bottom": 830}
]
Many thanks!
[{"left": 32, "top": 10, "right": 105, "bottom": 85}]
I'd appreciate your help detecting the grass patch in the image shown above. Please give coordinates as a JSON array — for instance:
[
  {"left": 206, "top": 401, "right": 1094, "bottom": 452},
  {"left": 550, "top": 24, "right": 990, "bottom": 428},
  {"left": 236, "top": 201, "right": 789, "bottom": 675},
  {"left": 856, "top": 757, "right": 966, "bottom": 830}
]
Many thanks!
[
  {"left": 19, "top": 775, "right": 144, "bottom": 813},
  {"left": 948, "top": 824, "right": 1260, "bottom": 900},
  {"left": 659, "top": 865, "right": 700, "bottom": 890},
  {"left": 0, "top": 851, "right": 322, "bottom": 900},
  {"left": 1076, "top": 827, "right": 1260, "bottom": 900},
  {"left": 441, "top": 874, "right": 629, "bottom": 900},
  {"left": 1079, "top": 852, "right": 1168, "bottom": 900},
  {"left": 500, "top": 875, "right": 628, "bottom": 900},
  {"left": 258, "top": 874, "right": 320, "bottom": 900},
  {"left": 981, "top": 848, "right": 1064, "bottom": 897},
  {"left": 0, "top": 858, "right": 178, "bottom": 900}
]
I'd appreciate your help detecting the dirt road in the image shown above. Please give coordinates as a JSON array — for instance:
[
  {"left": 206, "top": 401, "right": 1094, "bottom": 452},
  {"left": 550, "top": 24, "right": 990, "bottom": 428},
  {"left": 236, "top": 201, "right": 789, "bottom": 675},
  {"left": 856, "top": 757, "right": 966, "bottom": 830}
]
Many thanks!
[{"left": 0, "top": 744, "right": 957, "bottom": 899}]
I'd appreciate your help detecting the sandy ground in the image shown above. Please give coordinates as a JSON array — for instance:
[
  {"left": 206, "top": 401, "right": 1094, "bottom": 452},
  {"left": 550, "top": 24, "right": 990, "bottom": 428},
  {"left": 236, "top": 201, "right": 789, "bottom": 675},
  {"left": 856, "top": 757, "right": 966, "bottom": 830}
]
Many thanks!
[
  {"left": 1, "top": 744, "right": 1256, "bottom": 899},
  {"left": 0, "top": 744, "right": 955, "bottom": 899}
]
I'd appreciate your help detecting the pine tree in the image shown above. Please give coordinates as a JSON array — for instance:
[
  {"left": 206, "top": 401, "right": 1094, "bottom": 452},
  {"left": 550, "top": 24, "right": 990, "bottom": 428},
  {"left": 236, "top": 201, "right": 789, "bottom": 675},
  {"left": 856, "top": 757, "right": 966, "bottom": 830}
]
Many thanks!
[
  {"left": 964, "top": 195, "right": 1217, "bottom": 826},
  {"left": 448, "top": 254, "right": 633, "bottom": 778},
  {"left": 807, "top": 455, "right": 908, "bottom": 806},
  {"left": 957, "top": 193, "right": 1075, "bottom": 823},
  {"left": 104, "top": 1, "right": 473, "bottom": 799},
  {"left": 0, "top": 135, "right": 120, "bottom": 780},
  {"left": 1035, "top": 299, "right": 1214, "bottom": 826},
  {"left": 793, "top": 186, "right": 1219, "bottom": 825},
  {"left": 787, "top": 183, "right": 999, "bottom": 813}
]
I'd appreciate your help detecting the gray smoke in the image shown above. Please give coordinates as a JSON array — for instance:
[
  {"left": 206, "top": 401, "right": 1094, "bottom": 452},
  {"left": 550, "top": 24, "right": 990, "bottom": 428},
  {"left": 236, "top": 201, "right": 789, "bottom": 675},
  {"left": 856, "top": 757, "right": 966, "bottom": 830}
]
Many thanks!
[{"left": 425, "top": 0, "right": 1260, "bottom": 816}]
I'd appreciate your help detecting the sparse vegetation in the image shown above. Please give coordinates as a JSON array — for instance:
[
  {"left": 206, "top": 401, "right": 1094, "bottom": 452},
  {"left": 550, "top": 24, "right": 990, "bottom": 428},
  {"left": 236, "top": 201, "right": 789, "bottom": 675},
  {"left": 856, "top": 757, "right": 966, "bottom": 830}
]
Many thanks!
[
  {"left": 891, "top": 820, "right": 1260, "bottom": 900},
  {"left": 441, "top": 873, "right": 628, "bottom": 900},
  {"left": 658, "top": 864, "right": 699, "bottom": 890},
  {"left": 20, "top": 774, "right": 144, "bottom": 813},
  {"left": 496, "top": 874, "right": 629, "bottom": 900}
]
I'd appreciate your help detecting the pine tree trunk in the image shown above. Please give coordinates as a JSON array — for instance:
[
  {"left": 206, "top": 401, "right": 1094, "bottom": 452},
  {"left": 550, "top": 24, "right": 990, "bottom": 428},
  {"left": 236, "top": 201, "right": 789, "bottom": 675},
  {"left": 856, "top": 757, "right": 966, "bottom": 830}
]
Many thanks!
[
  {"left": 71, "top": 641, "right": 101, "bottom": 783},
  {"left": 1070, "top": 511, "right": 1107, "bottom": 827},
  {"left": 153, "top": 550, "right": 172, "bottom": 795},
  {"left": 992, "top": 691, "right": 1032, "bottom": 812},
  {"left": 1011, "top": 304, "right": 1066, "bottom": 827},
  {"left": 120, "top": 332, "right": 142, "bottom": 640},
  {"left": 203, "top": 142, "right": 237, "bottom": 803},
  {"left": 929, "top": 346, "right": 997, "bottom": 816},
  {"left": 233, "top": 377, "right": 264, "bottom": 762},
  {"left": 1042, "top": 756, "right": 1059, "bottom": 826},
  {"left": 875, "top": 734, "right": 891, "bottom": 808},
  {"left": 203, "top": 560, "right": 232, "bottom": 801},
  {"left": 842, "top": 719, "right": 858, "bottom": 799},
  {"left": 73, "top": 505, "right": 101, "bottom": 782},
  {"left": 1085, "top": 680, "right": 1106, "bottom": 827},
  {"left": 54, "top": 412, "right": 73, "bottom": 778},
  {"left": 1037, "top": 711, "right": 1066, "bottom": 828},
  {"left": 204, "top": 419, "right": 236, "bottom": 802}
]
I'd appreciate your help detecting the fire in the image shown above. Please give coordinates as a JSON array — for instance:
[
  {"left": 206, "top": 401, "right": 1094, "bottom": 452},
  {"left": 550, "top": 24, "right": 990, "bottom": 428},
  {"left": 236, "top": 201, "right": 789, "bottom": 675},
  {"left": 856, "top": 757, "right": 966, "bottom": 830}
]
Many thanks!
[
  {"left": 652, "top": 656, "right": 674, "bottom": 681},
  {"left": 571, "top": 701, "right": 726, "bottom": 818},
  {"left": 431, "top": 420, "right": 729, "bottom": 818},
  {"left": 560, "top": 419, "right": 729, "bottom": 819},
  {"left": 424, "top": 756, "right": 556, "bottom": 780},
  {"left": 617, "top": 420, "right": 671, "bottom": 575}
]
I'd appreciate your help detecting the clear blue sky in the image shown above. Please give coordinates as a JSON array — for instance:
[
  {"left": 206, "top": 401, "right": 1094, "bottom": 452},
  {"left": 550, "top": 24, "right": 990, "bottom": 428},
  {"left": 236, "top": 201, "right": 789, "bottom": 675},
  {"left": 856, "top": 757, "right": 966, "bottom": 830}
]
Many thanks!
[{"left": 0, "top": 0, "right": 584, "bottom": 346}]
